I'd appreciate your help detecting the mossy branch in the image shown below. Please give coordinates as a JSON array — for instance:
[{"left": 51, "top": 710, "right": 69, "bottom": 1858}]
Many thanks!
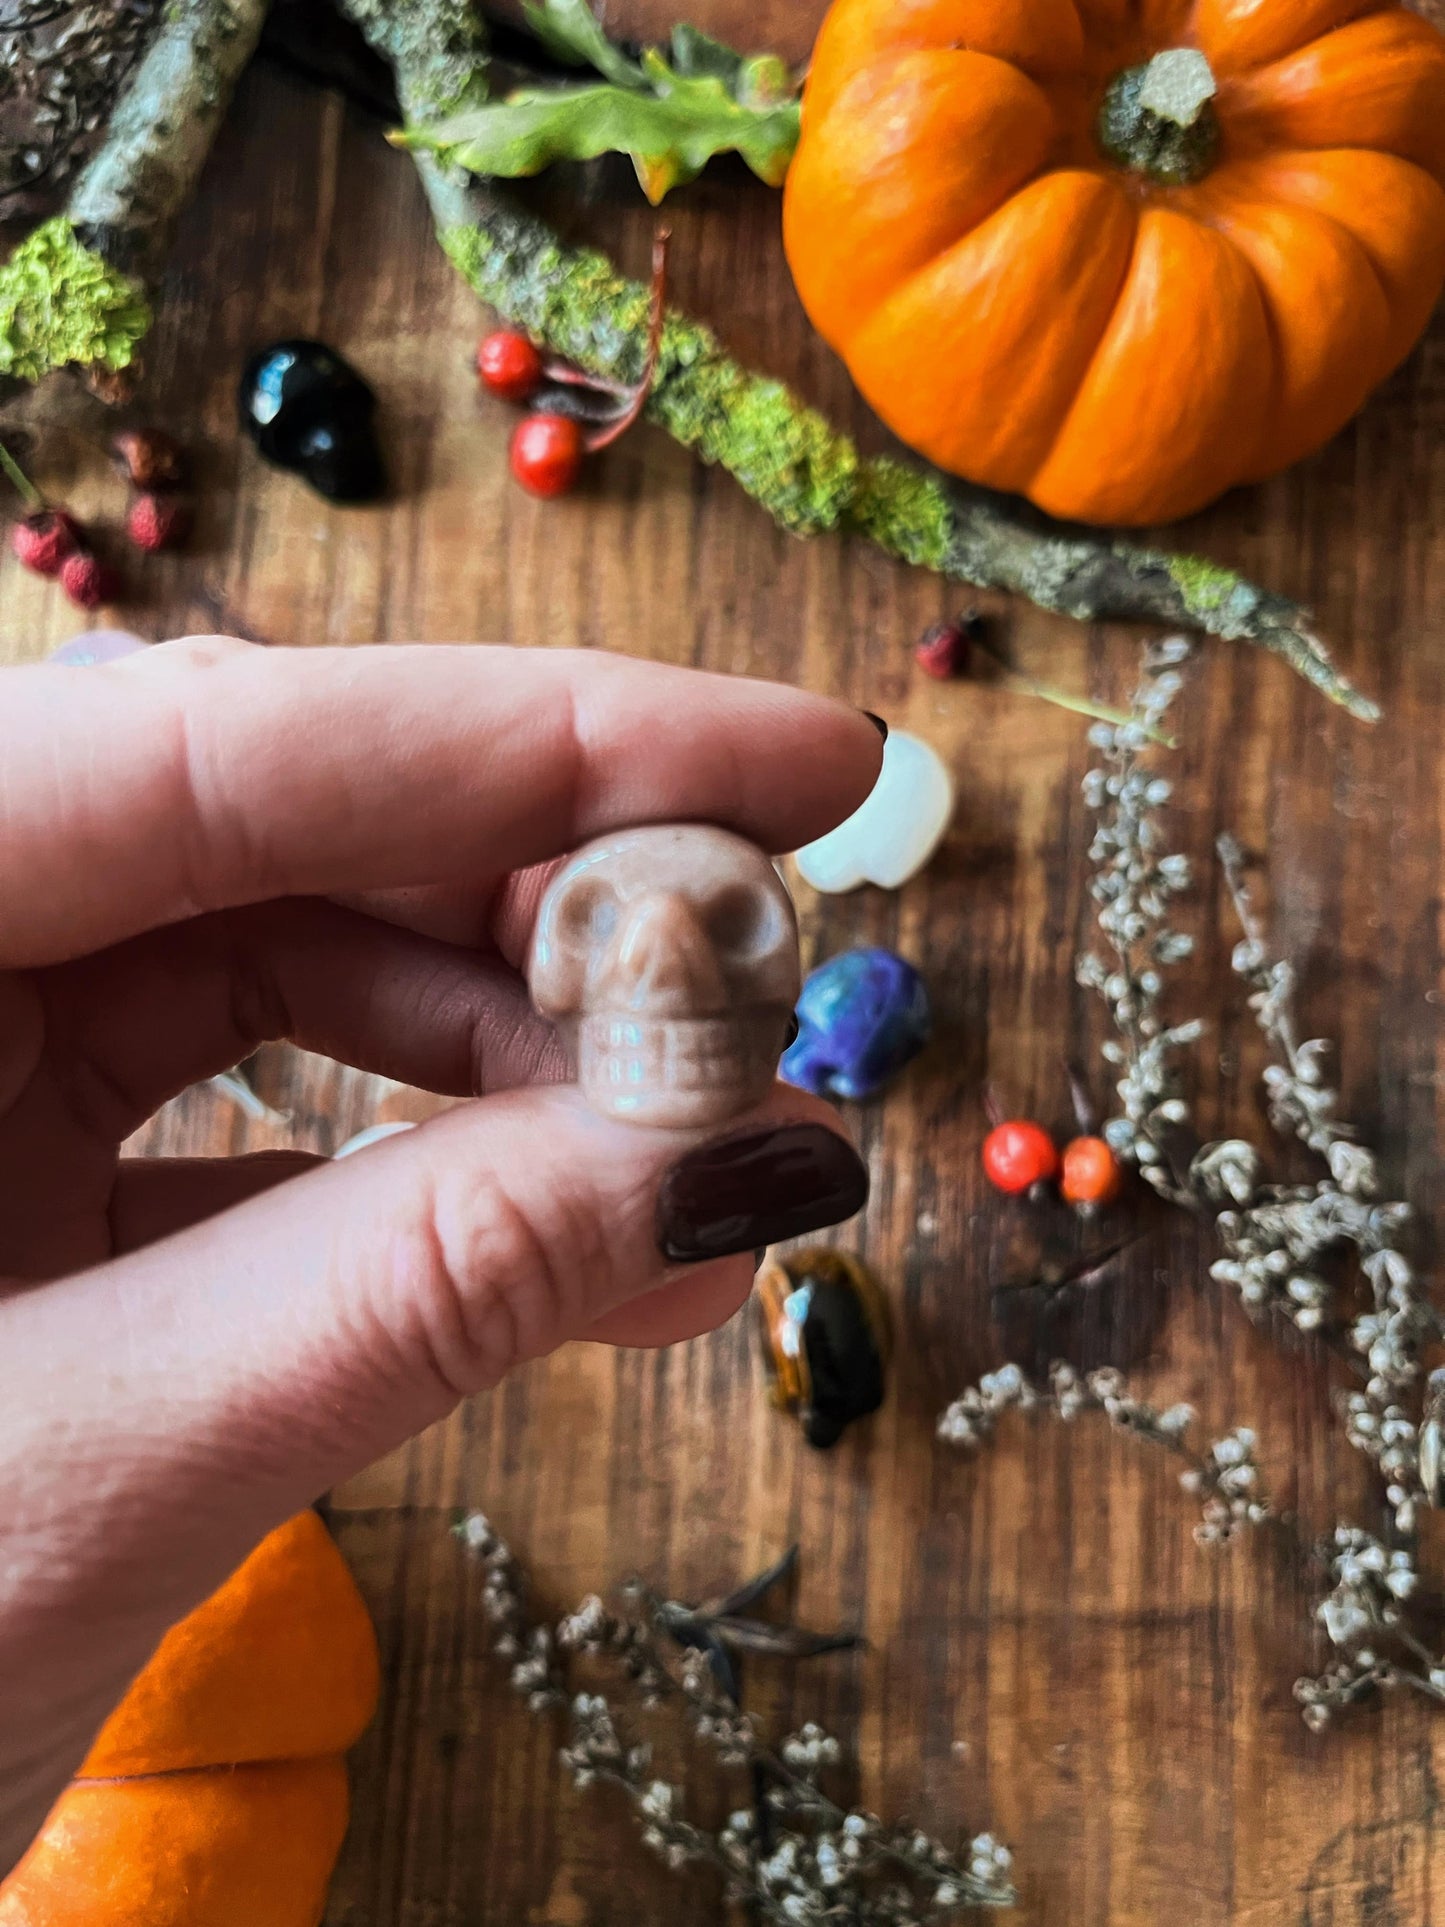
[
  {"left": 0, "top": 0, "right": 268, "bottom": 395},
  {"left": 419, "top": 167, "right": 1374, "bottom": 718}
]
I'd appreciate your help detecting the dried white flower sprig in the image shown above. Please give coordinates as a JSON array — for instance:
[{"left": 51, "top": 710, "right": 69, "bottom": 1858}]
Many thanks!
[
  {"left": 1074, "top": 636, "right": 1201, "bottom": 1205},
  {"left": 1065, "top": 642, "right": 1445, "bottom": 1726},
  {"left": 1290, "top": 1526, "right": 1444, "bottom": 1729},
  {"left": 937, "top": 1360, "right": 1273, "bottom": 1546},
  {"left": 456, "top": 1512, "right": 1015, "bottom": 1918},
  {"left": 1205, "top": 838, "right": 1422, "bottom": 1360}
]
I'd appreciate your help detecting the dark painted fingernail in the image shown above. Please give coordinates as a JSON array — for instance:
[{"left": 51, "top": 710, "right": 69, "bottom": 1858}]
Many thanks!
[
  {"left": 657, "top": 1124, "right": 869, "bottom": 1263},
  {"left": 861, "top": 711, "right": 888, "bottom": 740},
  {"left": 783, "top": 1011, "right": 800, "bottom": 1048}
]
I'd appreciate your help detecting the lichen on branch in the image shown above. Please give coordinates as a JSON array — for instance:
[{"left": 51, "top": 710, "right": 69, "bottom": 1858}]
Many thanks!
[
  {"left": 0, "top": 217, "right": 151, "bottom": 384},
  {"left": 67, "top": 0, "right": 271, "bottom": 276},
  {"left": 341, "top": 0, "right": 489, "bottom": 119}
]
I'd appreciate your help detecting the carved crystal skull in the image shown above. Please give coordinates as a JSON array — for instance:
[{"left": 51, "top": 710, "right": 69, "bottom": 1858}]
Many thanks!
[{"left": 528, "top": 824, "right": 801, "bottom": 1127}]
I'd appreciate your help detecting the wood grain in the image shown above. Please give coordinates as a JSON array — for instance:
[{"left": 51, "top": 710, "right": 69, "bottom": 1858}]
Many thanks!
[
  {"left": 505, "top": 0, "right": 829, "bottom": 60},
  {"left": 4, "top": 19, "right": 1445, "bottom": 1922}
]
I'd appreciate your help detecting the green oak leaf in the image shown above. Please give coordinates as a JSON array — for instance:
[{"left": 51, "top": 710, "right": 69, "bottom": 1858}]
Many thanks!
[{"left": 399, "top": 71, "right": 800, "bottom": 202}]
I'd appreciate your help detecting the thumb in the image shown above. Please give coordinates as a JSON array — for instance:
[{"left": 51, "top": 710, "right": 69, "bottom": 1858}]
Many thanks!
[{"left": 8, "top": 1082, "right": 865, "bottom": 1620}]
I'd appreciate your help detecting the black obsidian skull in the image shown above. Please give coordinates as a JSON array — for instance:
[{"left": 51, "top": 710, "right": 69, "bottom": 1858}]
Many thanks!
[{"left": 238, "top": 340, "right": 385, "bottom": 503}]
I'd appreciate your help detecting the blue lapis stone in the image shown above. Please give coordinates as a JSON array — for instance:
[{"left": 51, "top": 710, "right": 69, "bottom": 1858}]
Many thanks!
[{"left": 780, "top": 947, "right": 931, "bottom": 1102}]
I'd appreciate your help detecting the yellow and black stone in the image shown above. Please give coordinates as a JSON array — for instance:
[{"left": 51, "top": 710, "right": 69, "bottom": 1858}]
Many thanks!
[{"left": 754, "top": 1247, "right": 889, "bottom": 1449}]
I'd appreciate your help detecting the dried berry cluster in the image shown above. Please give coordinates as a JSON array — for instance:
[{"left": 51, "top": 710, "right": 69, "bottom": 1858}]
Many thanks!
[
  {"left": 456, "top": 1512, "right": 1014, "bottom": 1920},
  {"left": 1292, "top": 1526, "right": 1442, "bottom": 1729},
  {"left": 3, "top": 427, "right": 188, "bottom": 608}
]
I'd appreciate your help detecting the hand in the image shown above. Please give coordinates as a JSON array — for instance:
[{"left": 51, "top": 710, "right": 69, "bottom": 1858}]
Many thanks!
[{"left": 0, "top": 636, "right": 879, "bottom": 1870}]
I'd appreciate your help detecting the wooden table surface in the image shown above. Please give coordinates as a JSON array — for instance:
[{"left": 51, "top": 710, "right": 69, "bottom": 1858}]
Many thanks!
[{"left": 5, "top": 7, "right": 1445, "bottom": 1920}]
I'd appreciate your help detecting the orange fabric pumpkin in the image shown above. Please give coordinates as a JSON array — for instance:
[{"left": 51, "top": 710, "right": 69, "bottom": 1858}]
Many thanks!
[
  {"left": 783, "top": 0, "right": 1445, "bottom": 524},
  {"left": 0, "top": 1512, "right": 379, "bottom": 1927}
]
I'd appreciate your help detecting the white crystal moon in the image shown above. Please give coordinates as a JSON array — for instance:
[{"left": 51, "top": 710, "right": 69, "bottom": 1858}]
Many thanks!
[
  {"left": 333, "top": 1120, "right": 417, "bottom": 1158},
  {"left": 793, "top": 729, "right": 954, "bottom": 893}
]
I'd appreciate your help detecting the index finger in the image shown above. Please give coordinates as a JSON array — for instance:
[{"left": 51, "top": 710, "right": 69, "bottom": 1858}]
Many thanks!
[{"left": 1, "top": 637, "right": 883, "bottom": 968}]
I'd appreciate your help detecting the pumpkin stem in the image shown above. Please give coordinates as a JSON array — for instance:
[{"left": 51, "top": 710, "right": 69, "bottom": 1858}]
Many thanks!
[{"left": 1097, "top": 48, "right": 1219, "bottom": 187}]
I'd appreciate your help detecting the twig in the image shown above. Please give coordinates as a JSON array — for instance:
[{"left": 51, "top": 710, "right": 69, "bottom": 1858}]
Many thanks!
[
  {"left": 990, "top": 656, "right": 1177, "bottom": 746},
  {"left": 66, "top": 0, "right": 270, "bottom": 281},
  {"left": 0, "top": 441, "right": 42, "bottom": 510},
  {"left": 584, "top": 224, "right": 668, "bottom": 453}
]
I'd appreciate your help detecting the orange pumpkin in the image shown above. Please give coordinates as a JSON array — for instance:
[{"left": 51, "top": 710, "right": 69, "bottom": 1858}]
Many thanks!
[
  {"left": 0, "top": 1512, "right": 379, "bottom": 1927},
  {"left": 783, "top": 0, "right": 1445, "bottom": 524}
]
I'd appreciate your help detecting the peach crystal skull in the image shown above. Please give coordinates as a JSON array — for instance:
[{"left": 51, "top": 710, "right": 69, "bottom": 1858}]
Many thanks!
[{"left": 529, "top": 824, "right": 801, "bottom": 1127}]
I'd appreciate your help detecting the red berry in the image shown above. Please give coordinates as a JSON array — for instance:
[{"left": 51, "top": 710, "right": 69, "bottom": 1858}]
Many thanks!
[
  {"left": 11, "top": 509, "right": 79, "bottom": 577},
  {"left": 478, "top": 331, "right": 544, "bottom": 404},
  {"left": 59, "top": 550, "right": 118, "bottom": 610},
  {"left": 126, "top": 491, "right": 191, "bottom": 553},
  {"left": 510, "top": 413, "right": 584, "bottom": 498},
  {"left": 1061, "top": 1135, "right": 1123, "bottom": 1209},
  {"left": 914, "top": 611, "right": 986, "bottom": 681},
  {"left": 982, "top": 1120, "right": 1060, "bottom": 1195},
  {"left": 915, "top": 620, "right": 970, "bottom": 680}
]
